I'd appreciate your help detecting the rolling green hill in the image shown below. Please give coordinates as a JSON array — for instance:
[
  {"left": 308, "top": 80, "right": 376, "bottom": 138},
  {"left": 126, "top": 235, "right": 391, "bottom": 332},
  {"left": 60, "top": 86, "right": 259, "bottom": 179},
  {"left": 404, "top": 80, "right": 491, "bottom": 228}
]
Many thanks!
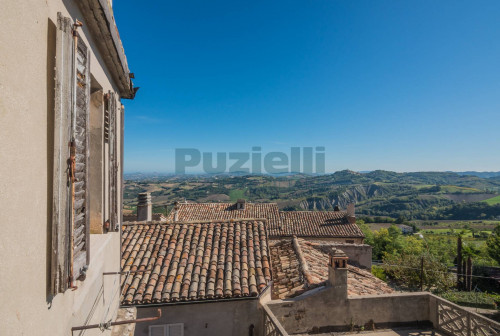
[{"left": 124, "top": 170, "right": 500, "bottom": 220}]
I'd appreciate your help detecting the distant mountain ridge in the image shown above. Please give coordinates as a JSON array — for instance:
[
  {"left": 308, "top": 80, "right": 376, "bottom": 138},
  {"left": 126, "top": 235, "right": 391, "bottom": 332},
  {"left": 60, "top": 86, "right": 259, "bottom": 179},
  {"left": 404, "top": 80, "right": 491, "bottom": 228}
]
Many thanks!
[
  {"left": 125, "top": 170, "right": 500, "bottom": 180},
  {"left": 123, "top": 169, "right": 500, "bottom": 220},
  {"left": 453, "top": 171, "right": 500, "bottom": 178}
]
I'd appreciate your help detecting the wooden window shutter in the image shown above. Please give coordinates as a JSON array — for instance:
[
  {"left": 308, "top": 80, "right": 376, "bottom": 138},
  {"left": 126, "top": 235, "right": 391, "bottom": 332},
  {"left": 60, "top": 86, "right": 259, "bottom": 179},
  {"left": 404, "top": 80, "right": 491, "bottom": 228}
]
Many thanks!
[
  {"left": 119, "top": 105, "right": 125, "bottom": 228},
  {"left": 51, "top": 13, "right": 74, "bottom": 294},
  {"left": 108, "top": 92, "right": 119, "bottom": 231},
  {"left": 71, "top": 30, "right": 91, "bottom": 281},
  {"left": 51, "top": 12, "right": 90, "bottom": 294}
]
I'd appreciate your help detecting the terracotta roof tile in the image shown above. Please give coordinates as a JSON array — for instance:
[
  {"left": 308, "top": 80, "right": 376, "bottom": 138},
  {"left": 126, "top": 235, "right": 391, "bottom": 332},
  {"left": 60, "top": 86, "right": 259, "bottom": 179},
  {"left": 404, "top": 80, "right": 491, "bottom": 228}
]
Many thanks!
[
  {"left": 166, "top": 202, "right": 280, "bottom": 230},
  {"left": 270, "top": 237, "right": 393, "bottom": 299},
  {"left": 121, "top": 219, "right": 271, "bottom": 305},
  {"left": 123, "top": 213, "right": 167, "bottom": 222},
  {"left": 166, "top": 202, "right": 363, "bottom": 239},
  {"left": 278, "top": 211, "right": 364, "bottom": 238}
]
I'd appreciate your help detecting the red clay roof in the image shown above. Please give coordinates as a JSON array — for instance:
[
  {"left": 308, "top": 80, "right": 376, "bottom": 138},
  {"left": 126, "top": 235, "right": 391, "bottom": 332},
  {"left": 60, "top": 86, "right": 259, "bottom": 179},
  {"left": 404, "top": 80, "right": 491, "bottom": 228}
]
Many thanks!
[
  {"left": 121, "top": 219, "right": 271, "bottom": 305},
  {"left": 278, "top": 211, "right": 364, "bottom": 238},
  {"left": 123, "top": 213, "right": 167, "bottom": 222},
  {"left": 270, "top": 237, "right": 393, "bottom": 299},
  {"left": 166, "top": 202, "right": 363, "bottom": 239},
  {"left": 166, "top": 202, "right": 280, "bottom": 229}
]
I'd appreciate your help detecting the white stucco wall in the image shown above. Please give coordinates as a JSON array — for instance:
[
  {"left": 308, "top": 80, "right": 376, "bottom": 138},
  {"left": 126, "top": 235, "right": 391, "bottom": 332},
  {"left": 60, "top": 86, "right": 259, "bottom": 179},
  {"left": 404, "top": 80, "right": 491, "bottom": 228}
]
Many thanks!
[{"left": 0, "top": 0, "right": 124, "bottom": 335}]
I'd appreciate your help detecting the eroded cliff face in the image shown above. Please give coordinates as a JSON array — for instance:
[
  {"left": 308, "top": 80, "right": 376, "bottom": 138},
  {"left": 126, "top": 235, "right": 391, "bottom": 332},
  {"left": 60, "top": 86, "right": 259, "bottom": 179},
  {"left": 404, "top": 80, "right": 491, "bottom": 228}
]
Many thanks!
[{"left": 297, "top": 184, "right": 388, "bottom": 210}]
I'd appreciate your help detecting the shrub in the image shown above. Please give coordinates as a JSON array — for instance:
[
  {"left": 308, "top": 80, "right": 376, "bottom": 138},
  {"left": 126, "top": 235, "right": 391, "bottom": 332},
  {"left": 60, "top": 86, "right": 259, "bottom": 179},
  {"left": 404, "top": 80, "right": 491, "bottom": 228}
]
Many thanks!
[
  {"left": 439, "top": 291, "right": 497, "bottom": 310},
  {"left": 371, "top": 265, "right": 387, "bottom": 281}
]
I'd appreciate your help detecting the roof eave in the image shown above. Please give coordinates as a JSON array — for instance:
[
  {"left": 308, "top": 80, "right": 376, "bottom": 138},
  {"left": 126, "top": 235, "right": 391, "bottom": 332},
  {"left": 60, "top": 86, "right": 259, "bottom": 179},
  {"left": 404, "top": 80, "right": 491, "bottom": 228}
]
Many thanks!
[
  {"left": 269, "top": 234, "right": 365, "bottom": 239},
  {"left": 77, "top": 0, "right": 137, "bottom": 99},
  {"left": 121, "top": 295, "right": 260, "bottom": 308}
]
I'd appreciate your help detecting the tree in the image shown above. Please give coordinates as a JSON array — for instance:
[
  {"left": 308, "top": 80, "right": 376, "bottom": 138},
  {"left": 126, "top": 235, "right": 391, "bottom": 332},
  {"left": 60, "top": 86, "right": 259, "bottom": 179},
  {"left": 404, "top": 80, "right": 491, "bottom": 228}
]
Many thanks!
[
  {"left": 395, "top": 216, "right": 407, "bottom": 224},
  {"left": 383, "top": 252, "right": 454, "bottom": 292},
  {"left": 486, "top": 224, "right": 500, "bottom": 264},
  {"left": 358, "top": 222, "right": 374, "bottom": 246}
]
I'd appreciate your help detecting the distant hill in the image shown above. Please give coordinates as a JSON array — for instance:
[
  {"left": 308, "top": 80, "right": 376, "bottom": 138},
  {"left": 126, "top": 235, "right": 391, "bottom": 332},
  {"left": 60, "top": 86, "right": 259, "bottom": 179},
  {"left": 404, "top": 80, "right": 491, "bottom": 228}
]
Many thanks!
[
  {"left": 453, "top": 171, "right": 500, "bottom": 178},
  {"left": 123, "top": 170, "right": 500, "bottom": 220}
]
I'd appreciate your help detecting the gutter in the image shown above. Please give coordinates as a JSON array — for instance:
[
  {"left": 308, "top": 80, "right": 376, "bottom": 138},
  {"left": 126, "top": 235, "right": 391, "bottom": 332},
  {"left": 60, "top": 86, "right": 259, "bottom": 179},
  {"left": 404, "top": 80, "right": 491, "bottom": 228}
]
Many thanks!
[
  {"left": 122, "top": 295, "right": 260, "bottom": 308},
  {"left": 120, "top": 282, "right": 272, "bottom": 309}
]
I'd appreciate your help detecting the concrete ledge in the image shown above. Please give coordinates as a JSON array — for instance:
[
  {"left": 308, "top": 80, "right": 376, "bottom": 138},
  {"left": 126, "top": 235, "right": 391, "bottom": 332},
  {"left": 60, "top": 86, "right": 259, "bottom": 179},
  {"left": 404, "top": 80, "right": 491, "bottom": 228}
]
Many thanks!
[{"left": 267, "top": 291, "right": 433, "bottom": 335}]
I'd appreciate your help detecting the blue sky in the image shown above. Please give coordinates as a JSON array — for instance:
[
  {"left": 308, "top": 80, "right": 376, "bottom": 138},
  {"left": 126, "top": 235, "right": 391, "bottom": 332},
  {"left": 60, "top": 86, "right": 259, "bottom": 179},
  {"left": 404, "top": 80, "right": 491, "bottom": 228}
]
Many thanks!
[{"left": 114, "top": 0, "right": 500, "bottom": 173}]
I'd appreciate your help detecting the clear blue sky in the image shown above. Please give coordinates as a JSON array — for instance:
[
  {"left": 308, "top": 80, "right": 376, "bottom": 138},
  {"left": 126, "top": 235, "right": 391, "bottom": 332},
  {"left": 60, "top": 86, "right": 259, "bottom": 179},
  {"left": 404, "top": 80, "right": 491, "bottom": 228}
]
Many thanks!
[{"left": 114, "top": 0, "right": 500, "bottom": 173}]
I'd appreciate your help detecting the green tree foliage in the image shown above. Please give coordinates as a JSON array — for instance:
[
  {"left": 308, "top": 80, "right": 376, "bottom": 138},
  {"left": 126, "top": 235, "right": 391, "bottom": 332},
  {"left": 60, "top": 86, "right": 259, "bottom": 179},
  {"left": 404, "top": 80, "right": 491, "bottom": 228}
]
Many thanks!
[
  {"left": 363, "top": 224, "right": 457, "bottom": 291},
  {"left": 486, "top": 224, "right": 500, "bottom": 264},
  {"left": 383, "top": 252, "right": 454, "bottom": 291},
  {"left": 437, "top": 203, "right": 500, "bottom": 220}
]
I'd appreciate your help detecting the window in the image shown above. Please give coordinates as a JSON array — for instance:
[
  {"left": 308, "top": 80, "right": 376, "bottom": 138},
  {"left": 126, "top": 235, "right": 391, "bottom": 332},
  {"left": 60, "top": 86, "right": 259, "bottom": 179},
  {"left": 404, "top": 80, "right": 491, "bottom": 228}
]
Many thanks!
[
  {"left": 51, "top": 12, "right": 91, "bottom": 294},
  {"left": 149, "top": 324, "right": 184, "bottom": 336},
  {"left": 346, "top": 240, "right": 354, "bottom": 244}
]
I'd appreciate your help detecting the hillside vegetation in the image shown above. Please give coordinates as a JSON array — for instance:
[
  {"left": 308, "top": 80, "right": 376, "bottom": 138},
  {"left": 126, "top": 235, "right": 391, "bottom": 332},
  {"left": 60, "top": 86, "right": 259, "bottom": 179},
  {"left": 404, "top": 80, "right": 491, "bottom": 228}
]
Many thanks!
[{"left": 124, "top": 170, "right": 500, "bottom": 220}]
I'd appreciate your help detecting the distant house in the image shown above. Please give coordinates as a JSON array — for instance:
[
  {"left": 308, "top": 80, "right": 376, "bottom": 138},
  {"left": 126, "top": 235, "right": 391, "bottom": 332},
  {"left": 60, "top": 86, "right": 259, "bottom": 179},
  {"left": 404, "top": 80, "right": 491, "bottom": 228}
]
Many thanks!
[
  {"left": 398, "top": 224, "right": 414, "bottom": 235},
  {"left": 166, "top": 200, "right": 364, "bottom": 243},
  {"left": 1, "top": 0, "right": 136, "bottom": 334}
]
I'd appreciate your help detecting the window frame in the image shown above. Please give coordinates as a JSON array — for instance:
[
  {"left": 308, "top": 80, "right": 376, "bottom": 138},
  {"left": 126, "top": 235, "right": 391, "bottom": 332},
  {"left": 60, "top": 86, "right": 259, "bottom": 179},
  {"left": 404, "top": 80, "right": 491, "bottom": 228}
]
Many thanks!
[{"left": 149, "top": 323, "right": 184, "bottom": 336}]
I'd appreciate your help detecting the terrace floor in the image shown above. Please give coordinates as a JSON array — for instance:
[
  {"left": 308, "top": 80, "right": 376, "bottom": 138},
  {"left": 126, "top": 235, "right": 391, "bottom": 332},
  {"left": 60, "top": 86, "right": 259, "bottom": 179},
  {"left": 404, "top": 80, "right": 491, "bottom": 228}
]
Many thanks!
[{"left": 294, "top": 328, "right": 443, "bottom": 336}]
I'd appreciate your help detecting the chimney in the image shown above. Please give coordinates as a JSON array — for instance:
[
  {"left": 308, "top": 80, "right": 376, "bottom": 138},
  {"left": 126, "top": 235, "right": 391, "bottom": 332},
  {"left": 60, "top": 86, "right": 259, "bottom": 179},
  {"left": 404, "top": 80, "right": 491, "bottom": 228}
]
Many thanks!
[
  {"left": 236, "top": 199, "right": 246, "bottom": 210},
  {"left": 346, "top": 203, "right": 355, "bottom": 224},
  {"left": 137, "top": 192, "right": 152, "bottom": 222},
  {"left": 328, "top": 249, "right": 348, "bottom": 301},
  {"left": 173, "top": 201, "right": 179, "bottom": 222}
]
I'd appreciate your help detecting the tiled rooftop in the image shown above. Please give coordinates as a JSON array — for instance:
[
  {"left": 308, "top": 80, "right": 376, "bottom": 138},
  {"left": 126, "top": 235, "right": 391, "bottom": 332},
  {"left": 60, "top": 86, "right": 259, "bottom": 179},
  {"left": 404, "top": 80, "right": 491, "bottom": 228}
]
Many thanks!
[
  {"left": 166, "top": 202, "right": 363, "bottom": 239},
  {"left": 270, "top": 237, "right": 394, "bottom": 299},
  {"left": 277, "top": 211, "right": 364, "bottom": 238},
  {"left": 120, "top": 219, "right": 271, "bottom": 305},
  {"left": 166, "top": 202, "right": 280, "bottom": 231},
  {"left": 123, "top": 213, "right": 167, "bottom": 222}
]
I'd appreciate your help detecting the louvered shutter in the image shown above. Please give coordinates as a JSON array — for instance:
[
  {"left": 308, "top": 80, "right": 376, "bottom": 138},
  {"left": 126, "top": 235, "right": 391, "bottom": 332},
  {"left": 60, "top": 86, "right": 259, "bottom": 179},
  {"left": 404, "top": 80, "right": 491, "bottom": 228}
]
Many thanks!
[
  {"left": 51, "top": 12, "right": 74, "bottom": 294},
  {"left": 119, "top": 104, "right": 125, "bottom": 228},
  {"left": 71, "top": 30, "right": 91, "bottom": 281},
  {"left": 51, "top": 13, "right": 90, "bottom": 293},
  {"left": 108, "top": 92, "right": 119, "bottom": 231}
]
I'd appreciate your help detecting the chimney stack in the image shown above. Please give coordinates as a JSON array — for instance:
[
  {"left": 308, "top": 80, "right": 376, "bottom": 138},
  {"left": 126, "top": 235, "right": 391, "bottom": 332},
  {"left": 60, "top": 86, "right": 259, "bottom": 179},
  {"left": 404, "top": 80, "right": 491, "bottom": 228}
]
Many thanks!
[
  {"left": 236, "top": 199, "right": 246, "bottom": 210},
  {"left": 173, "top": 201, "right": 179, "bottom": 222},
  {"left": 137, "top": 192, "right": 152, "bottom": 222},
  {"left": 346, "top": 203, "right": 355, "bottom": 224},
  {"left": 328, "top": 249, "right": 348, "bottom": 301}
]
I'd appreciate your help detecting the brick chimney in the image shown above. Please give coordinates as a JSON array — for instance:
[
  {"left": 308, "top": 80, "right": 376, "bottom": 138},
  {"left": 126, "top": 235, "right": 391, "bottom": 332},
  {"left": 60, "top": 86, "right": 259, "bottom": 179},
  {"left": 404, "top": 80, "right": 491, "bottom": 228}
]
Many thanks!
[
  {"left": 137, "top": 192, "right": 152, "bottom": 222},
  {"left": 236, "top": 199, "right": 246, "bottom": 210},
  {"left": 328, "top": 249, "right": 348, "bottom": 301},
  {"left": 346, "top": 203, "right": 355, "bottom": 224}
]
